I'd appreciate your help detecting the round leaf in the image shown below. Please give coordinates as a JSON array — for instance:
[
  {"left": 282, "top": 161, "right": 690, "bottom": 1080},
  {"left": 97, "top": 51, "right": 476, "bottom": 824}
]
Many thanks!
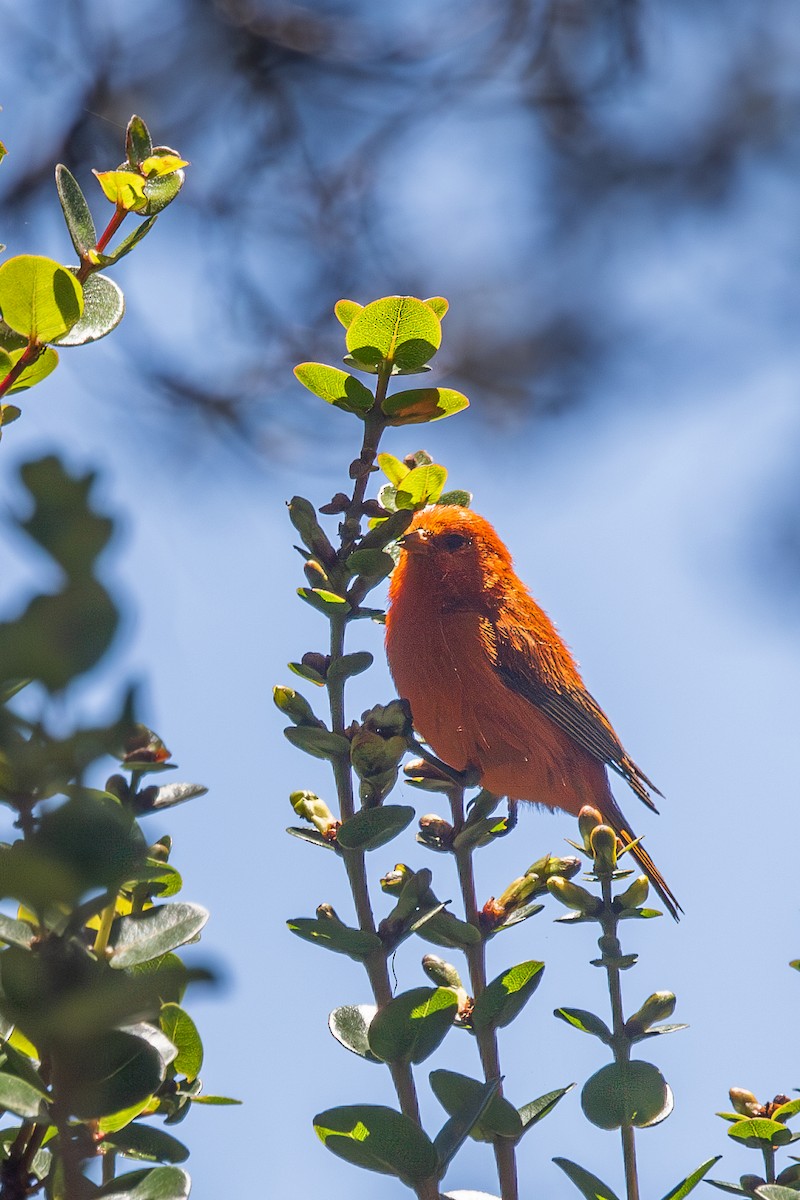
[
  {"left": 337, "top": 805, "right": 415, "bottom": 851},
  {"left": 328, "top": 1004, "right": 381, "bottom": 1062},
  {"left": 4, "top": 346, "right": 59, "bottom": 393},
  {"left": 382, "top": 387, "right": 469, "bottom": 426},
  {"left": 294, "top": 362, "right": 374, "bottom": 415},
  {"left": 159, "top": 1004, "right": 203, "bottom": 1080},
  {"left": 368, "top": 986, "right": 457, "bottom": 1064},
  {"left": 102, "top": 1124, "right": 189, "bottom": 1164},
  {"left": 54, "top": 272, "right": 124, "bottom": 345},
  {"left": 95, "top": 1165, "right": 191, "bottom": 1199},
  {"left": 346, "top": 296, "right": 441, "bottom": 371},
  {"left": 314, "top": 1103, "right": 438, "bottom": 1184},
  {"left": 430, "top": 1069, "right": 522, "bottom": 1141},
  {"left": 334, "top": 298, "right": 363, "bottom": 327},
  {"left": 287, "top": 917, "right": 382, "bottom": 961},
  {"left": 581, "top": 1061, "right": 673, "bottom": 1130},
  {"left": 471, "top": 961, "right": 545, "bottom": 1031},
  {"left": 0, "top": 1071, "right": 49, "bottom": 1119},
  {"left": 0, "top": 255, "right": 83, "bottom": 341},
  {"left": 110, "top": 903, "right": 209, "bottom": 968},
  {"left": 728, "top": 1118, "right": 793, "bottom": 1149},
  {"left": 58, "top": 1029, "right": 165, "bottom": 1120}
]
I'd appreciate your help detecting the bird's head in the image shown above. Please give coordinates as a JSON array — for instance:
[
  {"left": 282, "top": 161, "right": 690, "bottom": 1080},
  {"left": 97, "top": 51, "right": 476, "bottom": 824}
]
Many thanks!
[{"left": 394, "top": 505, "right": 514, "bottom": 603}]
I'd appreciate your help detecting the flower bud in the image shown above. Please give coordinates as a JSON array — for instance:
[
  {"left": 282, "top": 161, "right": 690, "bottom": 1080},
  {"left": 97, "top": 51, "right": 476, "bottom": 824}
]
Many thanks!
[
  {"left": 303, "top": 559, "right": 330, "bottom": 589},
  {"left": 615, "top": 875, "right": 650, "bottom": 910},
  {"left": 291, "top": 790, "right": 337, "bottom": 836},
  {"left": 417, "top": 813, "right": 454, "bottom": 851},
  {"left": 421, "top": 954, "right": 463, "bottom": 990},
  {"left": 288, "top": 495, "right": 337, "bottom": 567},
  {"left": 578, "top": 806, "right": 604, "bottom": 851},
  {"left": 404, "top": 758, "right": 456, "bottom": 792},
  {"left": 525, "top": 853, "right": 582, "bottom": 883},
  {"left": 547, "top": 875, "right": 603, "bottom": 917},
  {"left": 729, "top": 1087, "right": 761, "bottom": 1117},
  {"left": 739, "top": 1177, "right": 764, "bottom": 1194},
  {"left": 105, "top": 774, "right": 130, "bottom": 802},
  {"left": 625, "top": 991, "right": 677, "bottom": 1037},
  {"left": 273, "top": 686, "right": 323, "bottom": 728},
  {"left": 590, "top": 824, "right": 618, "bottom": 874}
]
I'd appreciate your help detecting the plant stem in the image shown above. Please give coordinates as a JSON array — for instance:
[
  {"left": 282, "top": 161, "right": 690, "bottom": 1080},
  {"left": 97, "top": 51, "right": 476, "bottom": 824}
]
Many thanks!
[
  {"left": 322, "top": 410, "right": 439, "bottom": 1200},
  {"left": 600, "top": 878, "right": 640, "bottom": 1200},
  {"left": 0, "top": 341, "right": 43, "bottom": 402},
  {"left": 451, "top": 790, "right": 519, "bottom": 1200},
  {"left": 763, "top": 1144, "right": 776, "bottom": 1184},
  {"left": 75, "top": 206, "right": 127, "bottom": 285}
]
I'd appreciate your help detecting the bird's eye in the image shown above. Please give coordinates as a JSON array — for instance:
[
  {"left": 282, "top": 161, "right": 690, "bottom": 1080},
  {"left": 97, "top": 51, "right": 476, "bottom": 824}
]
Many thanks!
[{"left": 440, "top": 532, "right": 469, "bottom": 552}]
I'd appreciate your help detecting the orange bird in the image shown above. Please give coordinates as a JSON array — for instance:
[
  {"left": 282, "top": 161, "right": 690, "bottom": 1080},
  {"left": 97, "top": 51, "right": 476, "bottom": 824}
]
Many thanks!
[{"left": 385, "top": 504, "right": 681, "bottom": 920}]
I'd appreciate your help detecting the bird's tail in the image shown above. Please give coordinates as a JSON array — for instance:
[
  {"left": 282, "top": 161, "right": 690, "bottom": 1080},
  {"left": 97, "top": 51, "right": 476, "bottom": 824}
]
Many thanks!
[{"left": 601, "top": 794, "right": 682, "bottom": 922}]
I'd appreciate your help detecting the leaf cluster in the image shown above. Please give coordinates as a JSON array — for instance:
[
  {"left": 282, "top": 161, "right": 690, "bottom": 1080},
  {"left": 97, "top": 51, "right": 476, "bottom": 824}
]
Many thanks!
[
  {"left": 0, "top": 457, "right": 231, "bottom": 1200},
  {"left": 0, "top": 115, "right": 187, "bottom": 434}
]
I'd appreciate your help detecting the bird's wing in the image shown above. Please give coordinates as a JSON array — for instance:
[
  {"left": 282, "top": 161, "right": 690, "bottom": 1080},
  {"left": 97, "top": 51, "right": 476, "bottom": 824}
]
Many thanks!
[{"left": 488, "top": 614, "right": 663, "bottom": 813}]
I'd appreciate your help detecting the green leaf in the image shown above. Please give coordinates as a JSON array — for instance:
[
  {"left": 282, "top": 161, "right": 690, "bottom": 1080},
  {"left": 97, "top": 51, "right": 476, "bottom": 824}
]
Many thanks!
[
  {"left": 54, "top": 271, "right": 124, "bottom": 345},
  {"left": 518, "top": 1084, "right": 575, "bottom": 1131},
  {"left": 424, "top": 296, "right": 449, "bottom": 318},
  {"left": 328, "top": 1004, "right": 381, "bottom": 1062},
  {"left": 110, "top": 903, "right": 209, "bottom": 968},
  {"left": 314, "top": 1104, "right": 438, "bottom": 1184},
  {"left": 581, "top": 1061, "right": 673, "bottom": 1131},
  {"left": 439, "top": 489, "right": 473, "bottom": 507},
  {"left": 190, "top": 1094, "right": 241, "bottom": 1106},
  {"left": 471, "top": 961, "right": 545, "bottom": 1031},
  {"left": 326, "top": 651, "right": 374, "bottom": 683},
  {"left": 346, "top": 549, "right": 395, "bottom": 582},
  {"left": 368, "top": 986, "right": 457, "bottom": 1064},
  {"left": 433, "top": 1077, "right": 502, "bottom": 1167},
  {"left": 126, "top": 116, "right": 154, "bottom": 168},
  {"left": 553, "top": 1157, "right": 622, "bottom": 1200},
  {"left": 728, "top": 1118, "right": 792, "bottom": 1149},
  {"left": 57, "top": 1029, "right": 166, "bottom": 1119},
  {"left": 754, "top": 1189, "right": 800, "bottom": 1200},
  {"left": 346, "top": 296, "right": 442, "bottom": 371},
  {"left": 288, "top": 659, "right": 327, "bottom": 686},
  {"left": 0, "top": 913, "right": 36, "bottom": 948},
  {"left": 32, "top": 792, "right": 146, "bottom": 898},
  {"left": 773, "top": 1099, "right": 800, "bottom": 1122},
  {"left": 55, "top": 164, "right": 98, "bottom": 256},
  {"left": 377, "top": 452, "right": 410, "bottom": 485},
  {"left": 3, "top": 345, "right": 59, "bottom": 393},
  {"left": 0, "top": 255, "right": 83, "bottom": 341},
  {"left": 0, "top": 1071, "right": 49, "bottom": 1118},
  {"left": 287, "top": 917, "right": 383, "bottom": 961},
  {"left": 95, "top": 1165, "right": 191, "bottom": 1199},
  {"left": 659, "top": 1157, "right": 722, "bottom": 1200},
  {"left": 413, "top": 908, "right": 482, "bottom": 949},
  {"left": 430, "top": 1069, "right": 520, "bottom": 1143},
  {"left": 297, "top": 586, "right": 351, "bottom": 616},
  {"left": 394, "top": 463, "right": 448, "bottom": 510},
  {"left": 283, "top": 725, "right": 350, "bottom": 760},
  {"left": 383, "top": 387, "right": 469, "bottom": 426},
  {"left": 141, "top": 166, "right": 185, "bottom": 216},
  {"left": 159, "top": 1004, "right": 203, "bottom": 1080},
  {"left": 334, "top": 299, "right": 363, "bottom": 328},
  {"left": 90, "top": 216, "right": 158, "bottom": 267},
  {"left": 554, "top": 1007, "right": 613, "bottom": 1044},
  {"left": 294, "top": 362, "right": 374, "bottom": 415},
  {"left": 285, "top": 826, "right": 336, "bottom": 850},
  {"left": 702, "top": 1183, "right": 749, "bottom": 1196},
  {"left": 102, "top": 1123, "right": 189, "bottom": 1164},
  {"left": 337, "top": 805, "right": 414, "bottom": 851}
]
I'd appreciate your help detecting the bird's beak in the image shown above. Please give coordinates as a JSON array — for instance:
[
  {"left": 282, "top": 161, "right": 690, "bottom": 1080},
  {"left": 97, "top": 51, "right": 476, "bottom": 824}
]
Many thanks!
[{"left": 398, "top": 528, "right": 429, "bottom": 554}]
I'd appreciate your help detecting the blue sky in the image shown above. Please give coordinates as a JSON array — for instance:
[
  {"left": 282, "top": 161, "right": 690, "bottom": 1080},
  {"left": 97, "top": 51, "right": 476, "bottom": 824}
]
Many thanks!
[{"left": 2, "top": 3, "right": 800, "bottom": 1195}]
